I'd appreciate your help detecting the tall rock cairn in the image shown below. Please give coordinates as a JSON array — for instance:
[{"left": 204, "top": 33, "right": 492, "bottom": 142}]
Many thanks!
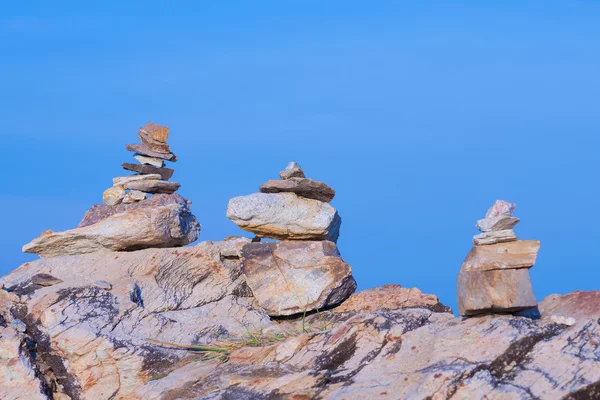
[
  {"left": 457, "top": 200, "right": 540, "bottom": 316},
  {"left": 102, "top": 122, "right": 181, "bottom": 206},
  {"left": 226, "top": 162, "right": 356, "bottom": 316}
]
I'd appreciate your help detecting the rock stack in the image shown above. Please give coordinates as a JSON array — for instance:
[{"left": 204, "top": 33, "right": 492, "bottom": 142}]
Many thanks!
[
  {"left": 102, "top": 122, "right": 181, "bottom": 206},
  {"left": 457, "top": 200, "right": 540, "bottom": 316},
  {"left": 226, "top": 162, "right": 356, "bottom": 316}
]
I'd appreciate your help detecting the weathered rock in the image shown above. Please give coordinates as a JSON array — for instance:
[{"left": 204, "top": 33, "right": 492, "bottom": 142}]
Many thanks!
[
  {"left": 279, "top": 161, "right": 305, "bottom": 180},
  {"left": 138, "top": 131, "right": 171, "bottom": 154},
  {"left": 473, "top": 229, "right": 518, "bottom": 246},
  {"left": 461, "top": 240, "right": 541, "bottom": 272},
  {"left": 219, "top": 236, "right": 252, "bottom": 259},
  {"left": 122, "top": 163, "right": 175, "bottom": 180},
  {"left": 92, "top": 280, "right": 112, "bottom": 291},
  {"left": 31, "top": 273, "right": 63, "bottom": 287},
  {"left": 78, "top": 194, "right": 190, "bottom": 227},
  {"left": 260, "top": 177, "right": 336, "bottom": 202},
  {"left": 124, "top": 179, "right": 180, "bottom": 194},
  {"left": 102, "top": 186, "right": 126, "bottom": 206},
  {"left": 139, "top": 121, "right": 169, "bottom": 143},
  {"left": 539, "top": 291, "right": 600, "bottom": 322},
  {"left": 457, "top": 268, "right": 537, "bottom": 315},
  {"left": 126, "top": 144, "right": 177, "bottom": 161},
  {"left": 476, "top": 216, "right": 520, "bottom": 232},
  {"left": 240, "top": 241, "right": 356, "bottom": 316},
  {"left": 23, "top": 199, "right": 199, "bottom": 257},
  {"left": 113, "top": 174, "right": 162, "bottom": 186},
  {"left": 134, "top": 154, "right": 165, "bottom": 168},
  {"left": 550, "top": 314, "right": 577, "bottom": 326},
  {"left": 226, "top": 192, "right": 341, "bottom": 241},
  {"left": 486, "top": 199, "right": 516, "bottom": 218},
  {"left": 123, "top": 190, "right": 148, "bottom": 204}
]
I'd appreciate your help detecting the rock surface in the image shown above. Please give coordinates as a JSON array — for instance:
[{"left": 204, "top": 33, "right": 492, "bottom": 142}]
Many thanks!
[
  {"left": 133, "top": 154, "right": 165, "bottom": 168},
  {"left": 122, "top": 163, "right": 175, "bottom": 180},
  {"left": 473, "top": 229, "right": 518, "bottom": 245},
  {"left": 260, "top": 177, "right": 336, "bottom": 202},
  {"left": 124, "top": 179, "right": 181, "bottom": 194},
  {"left": 279, "top": 161, "right": 305, "bottom": 180},
  {"left": 461, "top": 240, "right": 541, "bottom": 272},
  {"left": 126, "top": 144, "right": 177, "bottom": 161},
  {"left": 138, "top": 131, "right": 171, "bottom": 154},
  {"left": 240, "top": 241, "right": 356, "bottom": 316},
  {"left": 102, "top": 186, "right": 125, "bottom": 206},
  {"left": 476, "top": 216, "right": 520, "bottom": 232},
  {"left": 226, "top": 192, "right": 341, "bottom": 241},
  {"left": 123, "top": 190, "right": 147, "bottom": 204},
  {"left": 22, "top": 198, "right": 199, "bottom": 257}
]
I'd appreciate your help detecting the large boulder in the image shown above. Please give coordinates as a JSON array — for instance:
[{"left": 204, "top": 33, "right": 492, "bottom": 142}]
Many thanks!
[
  {"left": 226, "top": 192, "right": 341, "bottom": 241},
  {"left": 240, "top": 241, "right": 356, "bottom": 316},
  {"left": 22, "top": 196, "right": 200, "bottom": 257}
]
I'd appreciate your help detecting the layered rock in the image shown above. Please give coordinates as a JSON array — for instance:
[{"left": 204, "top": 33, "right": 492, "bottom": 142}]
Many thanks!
[{"left": 458, "top": 200, "right": 540, "bottom": 316}]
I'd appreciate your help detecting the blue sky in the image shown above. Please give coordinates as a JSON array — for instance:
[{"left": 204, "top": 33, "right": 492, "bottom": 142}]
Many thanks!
[{"left": 1, "top": 1, "right": 599, "bottom": 313}]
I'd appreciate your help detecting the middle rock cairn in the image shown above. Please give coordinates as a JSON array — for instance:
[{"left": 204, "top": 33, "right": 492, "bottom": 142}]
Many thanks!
[
  {"left": 102, "top": 122, "right": 181, "bottom": 206},
  {"left": 226, "top": 162, "right": 357, "bottom": 316},
  {"left": 457, "top": 200, "right": 541, "bottom": 317}
]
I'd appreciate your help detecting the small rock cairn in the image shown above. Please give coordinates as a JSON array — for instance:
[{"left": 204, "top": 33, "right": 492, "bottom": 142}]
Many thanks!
[
  {"left": 102, "top": 122, "right": 181, "bottom": 206},
  {"left": 226, "top": 162, "right": 356, "bottom": 316},
  {"left": 457, "top": 200, "right": 540, "bottom": 316}
]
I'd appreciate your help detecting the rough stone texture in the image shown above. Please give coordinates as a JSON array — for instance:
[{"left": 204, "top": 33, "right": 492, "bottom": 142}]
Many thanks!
[
  {"left": 139, "top": 122, "right": 169, "bottom": 143},
  {"left": 279, "top": 161, "right": 305, "bottom": 180},
  {"left": 476, "top": 216, "right": 520, "bottom": 232},
  {"left": 31, "top": 273, "right": 63, "bottom": 287},
  {"left": 219, "top": 236, "right": 252, "bottom": 259},
  {"left": 122, "top": 163, "right": 175, "bottom": 180},
  {"left": 134, "top": 154, "right": 165, "bottom": 168},
  {"left": 23, "top": 198, "right": 199, "bottom": 257},
  {"left": 473, "top": 229, "right": 518, "bottom": 246},
  {"left": 260, "top": 177, "right": 336, "bottom": 202},
  {"left": 486, "top": 199, "right": 517, "bottom": 217},
  {"left": 123, "top": 190, "right": 148, "bottom": 204},
  {"left": 457, "top": 268, "right": 537, "bottom": 316},
  {"left": 539, "top": 291, "right": 600, "bottom": 323},
  {"left": 102, "top": 186, "right": 125, "bottom": 206},
  {"left": 1, "top": 242, "right": 269, "bottom": 400},
  {"left": 113, "top": 174, "right": 162, "bottom": 186},
  {"left": 124, "top": 179, "right": 180, "bottom": 194},
  {"left": 78, "top": 194, "right": 190, "bottom": 227},
  {"left": 226, "top": 192, "right": 341, "bottom": 242},
  {"left": 240, "top": 241, "right": 356, "bottom": 316},
  {"left": 138, "top": 131, "right": 171, "bottom": 154},
  {"left": 126, "top": 144, "right": 177, "bottom": 161},
  {"left": 461, "top": 240, "right": 541, "bottom": 272}
]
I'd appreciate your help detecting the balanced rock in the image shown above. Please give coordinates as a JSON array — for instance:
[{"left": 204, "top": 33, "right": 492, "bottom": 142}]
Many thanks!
[
  {"left": 113, "top": 174, "right": 162, "bottom": 186},
  {"left": 122, "top": 163, "right": 174, "bottom": 181},
  {"left": 240, "top": 241, "right": 356, "bottom": 316},
  {"left": 138, "top": 131, "right": 171, "bottom": 154},
  {"left": 472, "top": 229, "right": 517, "bottom": 246},
  {"left": 226, "top": 192, "right": 341, "bottom": 241},
  {"left": 486, "top": 200, "right": 516, "bottom": 218},
  {"left": 279, "top": 161, "right": 305, "bottom": 180},
  {"left": 134, "top": 154, "right": 165, "bottom": 168},
  {"left": 122, "top": 190, "right": 147, "bottom": 204},
  {"left": 124, "top": 179, "right": 180, "bottom": 194},
  {"left": 23, "top": 198, "right": 200, "bottom": 257},
  {"left": 102, "top": 186, "right": 126, "bottom": 206},
  {"left": 476, "top": 216, "right": 520, "bottom": 232},
  {"left": 126, "top": 144, "right": 177, "bottom": 161},
  {"left": 260, "top": 177, "right": 335, "bottom": 202},
  {"left": 457, "top": 268, "right": 537, "bottom": 316},
  {"left": 139, "top": 121, "right": 169, "bottom": 143},
  {"left": 461, "top": 240, "right": 541, "bottom": 272}
]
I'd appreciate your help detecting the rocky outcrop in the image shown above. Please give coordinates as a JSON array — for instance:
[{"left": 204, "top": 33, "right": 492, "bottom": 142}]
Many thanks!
[{"left": 22, "top": 198, "right": 200, "bottom": 257}]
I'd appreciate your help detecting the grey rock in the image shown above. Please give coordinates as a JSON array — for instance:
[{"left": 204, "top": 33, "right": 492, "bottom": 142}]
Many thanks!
[
  {"left": 102, "top": 186, "right": 126, "bottom": 206},
  {"left": 93, "top": 280, "right": 113, "bottom": 291},
  {"left": 134, "top": 154, "right": 165, "bottom": 168},
  {"left": 485, "top": 200, "right": 516, "bottom": 218},
  {"left": 457, "top": 268, "right": 537, "bottom": 316},
  {"left": 240, "top": 241, "right": 356, "bottom": 316},
  {"left": 476, "top": 216, "right": 520, "bottom": 232},
  {"left": 126, "top": 143, "right": 177, "bottom": 161},
  {"left": 124, "top": 180, "right": 180, "bottom": 194},
  {"left": 226, "top": 192, "right": 341, "bottom": 242},
  {"left": 279, "top": 161, "right": 305, "bottom": 180},
  {"left": 122, "top": 190, "right": 147, "bottom": 204},
  {"left": 473, "top": 229, "right": 518, "bottom": 246},
  {"left": 122, "top": 163, "right": 175, "bottom": 181},
  {"left": 219, "top": 237, "right": 252, "bottom": 259},
  {"left": 113, "top": 174, "right": 162, "bottom": 186},
  {"left": 259, "top": 178, "right": 335, "bottom": 202}
]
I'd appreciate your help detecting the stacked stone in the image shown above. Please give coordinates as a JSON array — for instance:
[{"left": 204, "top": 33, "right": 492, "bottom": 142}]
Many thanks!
[
  {"left": 226, "top": 162, "right": 356, "bottom": 316},
  {"left": 102, "top": 122, "right": 181, "bottom": 206},
  {"left": 457, "top": 200, "right": 540, "bottom": 316}
]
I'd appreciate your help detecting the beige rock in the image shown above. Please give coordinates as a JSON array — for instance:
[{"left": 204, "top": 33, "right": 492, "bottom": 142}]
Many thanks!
[
  {"left": 461, "top": 240, "right": 541, "bottom": 272},
  {"left": 139, "top": 122, "right": 169, "bottom": 143},
  {"left": 134, "top": 154, "right": 165, "bottom": 168},
  {"left": 124, "top": 180, "right": 180, "bottom": 194},
  {"left": 473, "top": 229, "right": 518, "bottom": 246},
  {"left": 219, "top": 236, "right": 252, "bottom": 259},
  {"left": 476, "top": 216, "right": 520, "bottom": 232},
  {"left": 123, "top": 190, "right": 148, "bottom": 204},
  {"left": 102, "top": 186, "right": 126, "bottom": 206},
  {"left": 279, "top": 161, "right": 305, "bottom": 180},
  {"left": 22, "top": 200, "right": 199, "bottom": 257},
  {"left": 241, "top": 241, "right": 356, "bottom": 316},
  {"left": 113, "top": 174, "right": 162, "bottom": 186},
  {"left": 226, "top": 192, "right": 341, "bottom": 241},
  {"left": 457, "top": 268, "right": 537, "bottom": 315}
]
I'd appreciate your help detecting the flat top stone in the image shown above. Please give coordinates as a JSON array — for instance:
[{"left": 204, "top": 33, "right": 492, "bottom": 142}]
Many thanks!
[
  {"left": 113, "top": 174, "right": 162, "bottom": 186},
  {"left": 461, "top": 240, "right": 541, "bottom": 272},
  {"left": 139, "top": 122, "right": 169, "bottom": 143},
  {"left": 122, "top": 163, "right": 174, "bottom": 181},
  {"left": 486, "top": 200, "right": 516, "bottom": 218},
  {"left": 124, "top": 180, "right": 180, "bottom": 194}
]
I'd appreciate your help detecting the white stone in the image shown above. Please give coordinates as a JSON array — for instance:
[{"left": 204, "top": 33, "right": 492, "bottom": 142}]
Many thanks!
[
  {"left": 473, "top": 229, "right": 518, "bottom": 246},
  {"left": 134, "top": 154, "right": 165, "bottom": 168}
]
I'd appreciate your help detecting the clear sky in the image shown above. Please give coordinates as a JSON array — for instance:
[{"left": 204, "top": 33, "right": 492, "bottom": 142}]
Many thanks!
[{"left": 1, "top": 1, "right": 599, "bottom": 313}]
